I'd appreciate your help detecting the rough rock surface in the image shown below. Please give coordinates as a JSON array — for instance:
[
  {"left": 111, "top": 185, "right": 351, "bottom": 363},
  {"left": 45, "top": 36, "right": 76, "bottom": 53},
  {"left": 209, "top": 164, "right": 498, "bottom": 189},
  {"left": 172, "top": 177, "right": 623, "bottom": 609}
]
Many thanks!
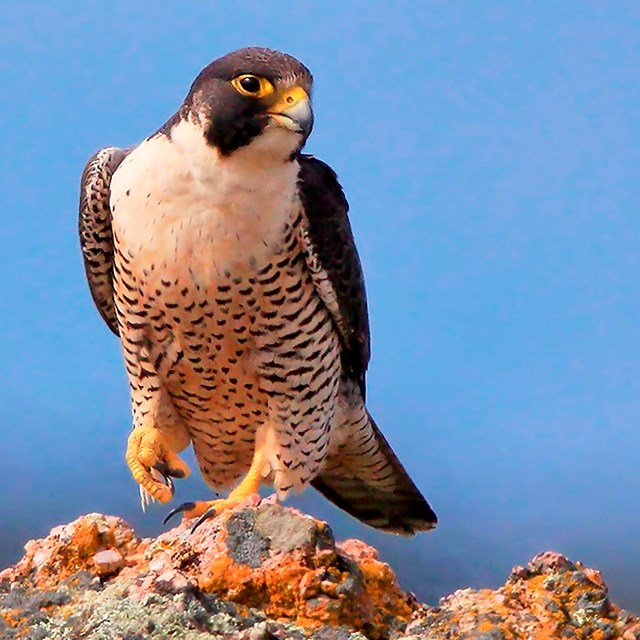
[{"left": 1, "top": 501, "right": 637, "bottom": 639}]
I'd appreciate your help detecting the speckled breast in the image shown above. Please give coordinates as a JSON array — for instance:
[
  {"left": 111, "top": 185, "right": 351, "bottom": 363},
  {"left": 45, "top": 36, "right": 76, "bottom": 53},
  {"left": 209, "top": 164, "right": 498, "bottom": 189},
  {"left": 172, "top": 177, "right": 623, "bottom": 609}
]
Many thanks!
[
  {"left": 109, "top": 133, "right": 342, "bottom": 489},
  {"left": 114, "top": 213, "right": 341, "bottom": 488}
]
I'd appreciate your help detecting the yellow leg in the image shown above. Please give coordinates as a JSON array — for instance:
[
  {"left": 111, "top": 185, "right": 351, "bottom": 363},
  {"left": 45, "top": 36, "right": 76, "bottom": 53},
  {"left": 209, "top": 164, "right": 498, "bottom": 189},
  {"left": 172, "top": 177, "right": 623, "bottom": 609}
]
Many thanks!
[
  {"left": 126, "top": 424, "right": 191, "bottom": 504},
  {"left": 165, "top": 445, "right": 268, "bottom": 525}
]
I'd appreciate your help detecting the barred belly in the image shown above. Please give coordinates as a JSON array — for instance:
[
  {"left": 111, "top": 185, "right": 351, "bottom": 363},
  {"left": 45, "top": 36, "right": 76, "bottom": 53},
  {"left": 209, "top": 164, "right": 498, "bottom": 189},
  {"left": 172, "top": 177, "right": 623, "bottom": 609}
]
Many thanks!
[{"left": 134, "top": 217, "right": 341, "bottom": 497}]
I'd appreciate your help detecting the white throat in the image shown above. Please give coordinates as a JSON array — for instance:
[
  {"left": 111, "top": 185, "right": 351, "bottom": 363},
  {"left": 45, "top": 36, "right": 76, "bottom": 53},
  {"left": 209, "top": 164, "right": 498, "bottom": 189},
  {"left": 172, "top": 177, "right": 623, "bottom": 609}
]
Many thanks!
[
  {"left": 170, "top": 116, "right": 301, "bottom": 190},
  {"left": 110, "top": 117, "right": 302, "bottom": 276}
]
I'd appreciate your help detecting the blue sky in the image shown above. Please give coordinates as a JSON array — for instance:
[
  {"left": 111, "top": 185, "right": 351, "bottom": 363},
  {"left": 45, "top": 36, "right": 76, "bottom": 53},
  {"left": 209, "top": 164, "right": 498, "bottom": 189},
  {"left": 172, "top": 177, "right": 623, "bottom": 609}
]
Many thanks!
[{"left": 1, "top": 1, "right": 639, "bottom": 612}]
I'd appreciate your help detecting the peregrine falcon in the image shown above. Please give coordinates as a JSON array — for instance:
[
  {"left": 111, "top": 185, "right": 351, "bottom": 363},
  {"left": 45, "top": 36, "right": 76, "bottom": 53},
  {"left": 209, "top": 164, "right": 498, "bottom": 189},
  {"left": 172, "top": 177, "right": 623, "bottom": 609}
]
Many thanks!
[{"left": 78, "top": 47, "right": 437, "bottom": 535}]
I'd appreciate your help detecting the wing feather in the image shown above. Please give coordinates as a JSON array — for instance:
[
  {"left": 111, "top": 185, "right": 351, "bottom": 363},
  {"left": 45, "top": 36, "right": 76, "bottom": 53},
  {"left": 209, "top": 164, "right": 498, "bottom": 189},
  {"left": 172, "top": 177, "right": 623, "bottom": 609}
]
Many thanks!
[
  {"left": 78, "top": 147, "right": 130, "bottom": 336},
  {"left": 297, "top": 155, "right": 370, "bottom": 397}
]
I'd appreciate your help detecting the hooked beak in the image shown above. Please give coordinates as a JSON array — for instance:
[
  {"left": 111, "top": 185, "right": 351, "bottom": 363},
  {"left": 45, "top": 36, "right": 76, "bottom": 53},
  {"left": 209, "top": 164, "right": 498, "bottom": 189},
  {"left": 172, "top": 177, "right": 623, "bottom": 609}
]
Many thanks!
[{"left": 267, "top": 86, "right": 313, "bottom": 138}]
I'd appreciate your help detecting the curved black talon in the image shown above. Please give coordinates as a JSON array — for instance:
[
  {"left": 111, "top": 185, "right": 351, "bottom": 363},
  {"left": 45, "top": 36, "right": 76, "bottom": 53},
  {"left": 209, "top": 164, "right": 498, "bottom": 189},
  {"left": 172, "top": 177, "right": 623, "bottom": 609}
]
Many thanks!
[
  {"left": 164, "top": 474, "right": 175, "bottom": 497},
  {"left": 153, "top": 461, "right": 186, "bottom": 479},
  {"left": 150, "top": 464, "right": 175, "bottom": 497},
  {"left": 190, "top": 506, "right": 218, "bottom": 534},
  {"left": 163, "top": 501, "right": 197, "bottom": 525}
]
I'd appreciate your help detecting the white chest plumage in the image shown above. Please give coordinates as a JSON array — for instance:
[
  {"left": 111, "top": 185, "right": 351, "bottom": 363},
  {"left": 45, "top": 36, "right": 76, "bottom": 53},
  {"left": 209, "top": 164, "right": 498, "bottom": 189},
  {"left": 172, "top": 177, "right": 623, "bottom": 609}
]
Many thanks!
[{"left": 110, "top": 118, "right": 301, "bottom": 279}]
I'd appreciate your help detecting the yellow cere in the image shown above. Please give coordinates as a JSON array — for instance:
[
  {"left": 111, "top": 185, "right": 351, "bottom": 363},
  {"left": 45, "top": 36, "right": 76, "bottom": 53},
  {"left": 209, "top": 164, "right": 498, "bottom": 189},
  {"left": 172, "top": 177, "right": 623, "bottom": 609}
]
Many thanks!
[{"left": 267, "top": 86, "right": 309, "bottom": 115}]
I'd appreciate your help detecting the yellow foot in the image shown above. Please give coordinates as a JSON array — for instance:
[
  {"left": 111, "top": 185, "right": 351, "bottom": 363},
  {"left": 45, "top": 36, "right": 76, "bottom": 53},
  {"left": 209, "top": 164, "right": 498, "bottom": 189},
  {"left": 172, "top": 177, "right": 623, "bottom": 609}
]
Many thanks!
[
  {"left": 126, "top": 425, "right": 191, "bottom": 504},
  {"left": 164, "top": 445, "right": 268, "bottom": 531},
  {"left": 163, "top": 493, "right": 261, "bottom": 531}
]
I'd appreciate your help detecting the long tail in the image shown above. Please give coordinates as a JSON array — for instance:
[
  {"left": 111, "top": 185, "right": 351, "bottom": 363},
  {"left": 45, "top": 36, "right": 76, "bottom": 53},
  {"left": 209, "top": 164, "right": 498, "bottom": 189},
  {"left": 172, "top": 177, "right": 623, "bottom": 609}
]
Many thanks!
[{"left": 311, "top": 412, "right": 437, "bottom": 535}]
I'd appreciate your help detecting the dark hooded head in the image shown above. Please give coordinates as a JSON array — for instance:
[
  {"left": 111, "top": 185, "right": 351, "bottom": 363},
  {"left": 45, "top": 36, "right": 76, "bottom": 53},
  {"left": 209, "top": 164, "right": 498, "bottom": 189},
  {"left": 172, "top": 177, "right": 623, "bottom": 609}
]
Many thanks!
[{"left": 173, "top": 47, "right": 314, "bottom": 158}]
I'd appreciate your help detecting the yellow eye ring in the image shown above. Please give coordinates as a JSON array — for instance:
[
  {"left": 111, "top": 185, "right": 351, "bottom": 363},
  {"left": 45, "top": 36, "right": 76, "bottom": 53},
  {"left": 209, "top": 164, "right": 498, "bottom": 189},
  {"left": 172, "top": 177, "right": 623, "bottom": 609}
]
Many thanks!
[{"left": 231, "top": 74, "right": 274, "bottom": 98}]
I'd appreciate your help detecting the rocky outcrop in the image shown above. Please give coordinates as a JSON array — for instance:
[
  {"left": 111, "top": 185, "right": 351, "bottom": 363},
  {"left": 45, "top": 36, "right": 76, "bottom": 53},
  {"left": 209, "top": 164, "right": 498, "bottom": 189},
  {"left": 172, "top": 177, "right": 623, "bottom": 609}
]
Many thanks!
[{"left": 1, "top": 500, "right": 638, "bottom": 639}]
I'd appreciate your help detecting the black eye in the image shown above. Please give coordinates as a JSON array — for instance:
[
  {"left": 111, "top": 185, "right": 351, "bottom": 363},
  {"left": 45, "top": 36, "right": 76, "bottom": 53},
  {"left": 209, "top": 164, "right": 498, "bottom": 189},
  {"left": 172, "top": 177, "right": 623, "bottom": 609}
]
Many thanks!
[
  {"left": 239, "top": 76, "right": 261, "bottom": 93},
  {"left": 232, "top": 74, "right": 273, "bottom": 98}
]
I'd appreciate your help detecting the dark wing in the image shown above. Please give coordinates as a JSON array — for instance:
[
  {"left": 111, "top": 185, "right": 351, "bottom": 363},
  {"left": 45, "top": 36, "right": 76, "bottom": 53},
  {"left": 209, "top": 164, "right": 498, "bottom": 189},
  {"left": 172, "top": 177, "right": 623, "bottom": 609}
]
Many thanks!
[
  {"left": 299, "top": 156, "right": 438, "bottom": 534},
  {"left": 78, "top": 147, "right": 131, "bottom": 336},
  {"left": 297, "top": 155, "right": 370, "bottom": 398}
]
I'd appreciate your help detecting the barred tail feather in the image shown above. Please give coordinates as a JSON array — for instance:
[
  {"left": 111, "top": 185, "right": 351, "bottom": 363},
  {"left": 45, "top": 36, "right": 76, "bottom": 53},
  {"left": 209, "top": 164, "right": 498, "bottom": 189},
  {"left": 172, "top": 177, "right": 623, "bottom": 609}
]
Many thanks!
[{"left": 311, "top": 412, "right": 437, "bottom": 535}]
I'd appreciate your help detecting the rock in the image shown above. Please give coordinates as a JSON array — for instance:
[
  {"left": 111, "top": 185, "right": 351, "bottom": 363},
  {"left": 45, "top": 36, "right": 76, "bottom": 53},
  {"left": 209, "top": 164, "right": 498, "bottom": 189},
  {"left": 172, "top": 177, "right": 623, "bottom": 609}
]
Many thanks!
[
  {"left": 0, "top": 507, "right": 637, "bottom": 639},
  {"left": 405, "top": 550, "right": 637, "bottom": 639},
  {"left": 92, "top": 548, "right": 124, "bottom": 576}
]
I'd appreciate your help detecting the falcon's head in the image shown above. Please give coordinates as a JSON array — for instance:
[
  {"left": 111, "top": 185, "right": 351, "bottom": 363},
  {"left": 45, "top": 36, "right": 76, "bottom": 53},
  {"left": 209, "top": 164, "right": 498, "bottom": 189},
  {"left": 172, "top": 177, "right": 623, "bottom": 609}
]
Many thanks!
[{"left": 174, "top": 47, "right": 314, "bottom": 160}]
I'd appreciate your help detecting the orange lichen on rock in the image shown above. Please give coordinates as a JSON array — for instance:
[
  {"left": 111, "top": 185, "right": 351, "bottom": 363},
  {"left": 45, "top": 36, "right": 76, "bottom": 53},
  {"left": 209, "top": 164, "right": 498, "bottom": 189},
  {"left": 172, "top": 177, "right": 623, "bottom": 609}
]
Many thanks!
[
  {"left": 405, "top": 550, "right": 639, "bottom": 639},
  {"left": 147, "top": 502, "right": 414, "bottom": 638},
  {"left": 2, "top": 513, "right": 136, "bottom": 588},
  {"left": 1, "top": 507, "right": 638, "bottom": 639},
  {"left": 339, "top": 538, "right": 415, "bottom": 622},
  {"left": 1, "top": 608, "right": 26, "bottom": 629}
]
